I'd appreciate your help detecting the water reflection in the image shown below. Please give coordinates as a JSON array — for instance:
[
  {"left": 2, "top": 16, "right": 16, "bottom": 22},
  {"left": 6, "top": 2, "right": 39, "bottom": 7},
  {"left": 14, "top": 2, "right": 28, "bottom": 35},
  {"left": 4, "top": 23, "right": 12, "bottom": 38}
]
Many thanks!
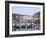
[{"left": 12, "top": 20, "right": 40, "bottom": 31}]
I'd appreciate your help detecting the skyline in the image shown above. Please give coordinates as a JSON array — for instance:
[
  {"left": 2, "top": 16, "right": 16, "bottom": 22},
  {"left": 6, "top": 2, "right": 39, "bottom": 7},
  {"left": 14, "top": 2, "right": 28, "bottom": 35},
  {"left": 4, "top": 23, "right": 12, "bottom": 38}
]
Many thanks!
[{"left": 12, "top": 6, "right": 40, "bottom": 16}]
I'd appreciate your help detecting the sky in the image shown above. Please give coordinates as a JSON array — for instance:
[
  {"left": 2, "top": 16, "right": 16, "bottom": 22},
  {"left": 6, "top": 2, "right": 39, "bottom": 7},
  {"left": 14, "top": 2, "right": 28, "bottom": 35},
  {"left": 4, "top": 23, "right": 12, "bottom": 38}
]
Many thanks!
[{"left": 12, "top": 6, "right": 40, "bottom": 16}]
